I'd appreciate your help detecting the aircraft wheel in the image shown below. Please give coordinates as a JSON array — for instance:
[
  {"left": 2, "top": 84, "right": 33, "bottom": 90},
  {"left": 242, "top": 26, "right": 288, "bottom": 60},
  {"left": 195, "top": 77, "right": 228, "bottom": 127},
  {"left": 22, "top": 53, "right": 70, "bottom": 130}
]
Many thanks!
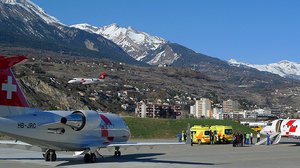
[
  {"left": 50, "top": 152, "right": 57, "bottom": 162},
  {"left": 44, "top": 152, "right": 50, "bottom": 162},
  {"left": 90, "top": 153, "right": 97, "bottom": 163},
  {"left": 84, "top": 153, "right": 91, "bottom": 163},
  {"left": 114, "top": 151, "right": 121, "bottom": 157}
]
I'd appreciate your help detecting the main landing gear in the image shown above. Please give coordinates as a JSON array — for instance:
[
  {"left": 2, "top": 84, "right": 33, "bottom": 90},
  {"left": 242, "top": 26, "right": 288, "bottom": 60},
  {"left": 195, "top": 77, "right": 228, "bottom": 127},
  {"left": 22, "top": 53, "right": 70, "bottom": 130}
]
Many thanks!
[
  {"left": 84, "top": 153, "right": 97, "bottom": 163},
  {"left": 114, "top": 146, "right": 121, "bottom": 157},
  {"left": 43, "top": 149, "right": 57, "bottom": 162}
]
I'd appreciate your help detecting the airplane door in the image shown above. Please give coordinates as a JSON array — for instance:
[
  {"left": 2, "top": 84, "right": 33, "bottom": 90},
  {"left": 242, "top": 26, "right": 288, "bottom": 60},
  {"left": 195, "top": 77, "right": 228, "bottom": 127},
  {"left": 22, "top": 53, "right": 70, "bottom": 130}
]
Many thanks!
[{"left": 276, "top": 120, "right": 283, "bottom": 132}]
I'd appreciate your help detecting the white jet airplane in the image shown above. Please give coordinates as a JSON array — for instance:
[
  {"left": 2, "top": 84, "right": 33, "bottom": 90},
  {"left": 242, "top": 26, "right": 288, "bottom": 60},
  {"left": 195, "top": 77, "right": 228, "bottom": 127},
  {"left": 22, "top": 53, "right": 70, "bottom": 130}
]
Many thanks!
[
  {"left": 68, "top": 72, "right": 107, "bottom": 84},
  {"left": 0, "top": 55, "right": 182, "bottom": 163},
  {"left": 260, "top": 119, "right": 300, "bottom": 144}
]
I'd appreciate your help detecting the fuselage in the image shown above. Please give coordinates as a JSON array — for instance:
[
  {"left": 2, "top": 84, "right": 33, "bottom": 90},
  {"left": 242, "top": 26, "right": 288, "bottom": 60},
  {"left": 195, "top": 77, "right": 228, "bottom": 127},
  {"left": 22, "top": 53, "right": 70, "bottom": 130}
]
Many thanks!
[
  {"left": 0, "top": 109, "right": 130, "bottom": 151},
  {"left": 68, "top": 78, "right": 103, "bottom": 84},
  {"left": 261, "top": 119, "right": 300, "bottom": 138}
]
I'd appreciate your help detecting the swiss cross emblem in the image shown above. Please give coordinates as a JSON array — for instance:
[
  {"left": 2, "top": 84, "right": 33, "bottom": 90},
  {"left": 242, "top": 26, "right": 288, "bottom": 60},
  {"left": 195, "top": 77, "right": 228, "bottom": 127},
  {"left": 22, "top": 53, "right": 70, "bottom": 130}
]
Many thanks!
[{"left": 1, "top": 76, "right": 17, "bottom": 100}]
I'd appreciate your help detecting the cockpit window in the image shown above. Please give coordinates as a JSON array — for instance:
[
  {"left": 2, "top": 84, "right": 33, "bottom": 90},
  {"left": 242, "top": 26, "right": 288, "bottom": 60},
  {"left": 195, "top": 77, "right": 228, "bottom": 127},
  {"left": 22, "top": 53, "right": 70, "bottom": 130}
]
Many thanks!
[{"left": 267, "top": 122, "right": 272, "bottom": 126}]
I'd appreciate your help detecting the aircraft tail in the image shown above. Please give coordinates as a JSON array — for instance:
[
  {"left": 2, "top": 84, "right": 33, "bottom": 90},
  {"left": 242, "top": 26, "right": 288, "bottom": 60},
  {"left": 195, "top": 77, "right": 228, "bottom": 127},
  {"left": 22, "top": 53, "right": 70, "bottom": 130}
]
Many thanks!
[
  {"left": 0, "top": 55, "right": 30, "bottom": 117},
  {"left": 99, "top": 72, "right": 107, "bottom": 80}
]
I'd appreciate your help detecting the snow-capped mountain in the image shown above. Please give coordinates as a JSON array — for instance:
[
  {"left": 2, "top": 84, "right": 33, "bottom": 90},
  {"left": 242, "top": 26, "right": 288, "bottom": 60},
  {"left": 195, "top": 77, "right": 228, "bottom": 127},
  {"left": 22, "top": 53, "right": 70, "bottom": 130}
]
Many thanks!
[
  {"left": 1, "top": 0, "right": 62, "bottom": 25},
  {"left": 0, "top": 0, "right": 142, "bottom": 65},
  {"left": 71, "top": 23, "right": 167, "bottom": 61},
  {"left": 229, "top": 59, "right": 300, "bottom": 79},
  {"left": 71, "top": 23, "right": 228, "bottom": 67}
]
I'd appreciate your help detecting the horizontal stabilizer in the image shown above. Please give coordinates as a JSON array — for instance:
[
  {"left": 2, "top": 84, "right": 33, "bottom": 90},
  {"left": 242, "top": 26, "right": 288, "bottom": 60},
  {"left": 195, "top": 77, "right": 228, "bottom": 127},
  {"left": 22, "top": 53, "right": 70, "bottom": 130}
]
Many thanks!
[{"left": 99, "top": 72, "right": 107, "bottom": 79}]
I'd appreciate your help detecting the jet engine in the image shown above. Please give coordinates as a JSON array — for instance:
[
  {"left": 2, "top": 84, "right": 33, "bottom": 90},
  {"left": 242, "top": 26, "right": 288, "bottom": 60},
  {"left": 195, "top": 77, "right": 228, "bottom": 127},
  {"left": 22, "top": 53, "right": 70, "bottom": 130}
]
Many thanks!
[{"left": 61, "top": 111, "right": 86, "bottom": 131}]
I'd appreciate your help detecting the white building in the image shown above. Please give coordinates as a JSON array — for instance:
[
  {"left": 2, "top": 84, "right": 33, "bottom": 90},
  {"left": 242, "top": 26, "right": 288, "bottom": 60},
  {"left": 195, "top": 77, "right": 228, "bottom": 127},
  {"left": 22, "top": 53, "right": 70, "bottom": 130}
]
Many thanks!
[
  {"left": 212, "top": 107, "right": 223, "bottom": 120},
  {"left": 191, "top": 98, "right": 212, "bottom": 118},
  {"left": 222, "top": 111, "right": 246, "bottom": 121},
  {"left": 190, "top": 105, "right": 196, "bottom": 116},
  {"left": 223, "top": 99, "right": 239, "bottom": 113}
]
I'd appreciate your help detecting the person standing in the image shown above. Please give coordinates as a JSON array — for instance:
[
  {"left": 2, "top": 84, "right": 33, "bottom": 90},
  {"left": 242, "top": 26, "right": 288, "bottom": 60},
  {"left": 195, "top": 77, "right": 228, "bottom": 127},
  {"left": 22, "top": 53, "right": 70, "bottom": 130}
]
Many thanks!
[
  {"left": 257, "top": 131, "right": 261, "bottom": 143},
  {"left": 191, "top": 132, "right": 194, "bottom": 146},
  {"left": 246, "top": 132, "right": 250, "bottom": 145},
  {"left": 267, "top": 133, "right": 271, "bottom": 145},
  {"left": 250, "top": 132, "right": 253, "bottom": 144},
  {"left": 178, "top": 132, "right": 182, "bottom": 142},
  {"left": 211, "top": 132, "right": 215, "bottom": 145},
  {"left": 240, "top": 133, "right": 243, "bottom": 147},
  {"left": 232, "top": 133, "right": 236, "bottom": 147},
  {"left": 183, "top": 130, "right": 187, "bottom": 142}
]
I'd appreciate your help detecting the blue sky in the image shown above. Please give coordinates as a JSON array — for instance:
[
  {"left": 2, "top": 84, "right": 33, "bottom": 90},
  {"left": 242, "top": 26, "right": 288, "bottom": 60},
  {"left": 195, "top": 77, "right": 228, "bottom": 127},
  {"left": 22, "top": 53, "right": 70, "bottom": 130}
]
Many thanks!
[{"left": 31, "top": 0, "right": 300, "bottom": 64}]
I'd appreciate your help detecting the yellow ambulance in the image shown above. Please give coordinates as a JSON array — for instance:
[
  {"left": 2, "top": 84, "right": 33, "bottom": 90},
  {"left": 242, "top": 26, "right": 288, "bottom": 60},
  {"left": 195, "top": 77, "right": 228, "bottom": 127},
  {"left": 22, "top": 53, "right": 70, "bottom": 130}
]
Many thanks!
[
  {"left": 190, "top": 125, "right": 211, "bottom": 144},
  {"left": 210, "top": 125, "right": 233, "bottom": 143}
]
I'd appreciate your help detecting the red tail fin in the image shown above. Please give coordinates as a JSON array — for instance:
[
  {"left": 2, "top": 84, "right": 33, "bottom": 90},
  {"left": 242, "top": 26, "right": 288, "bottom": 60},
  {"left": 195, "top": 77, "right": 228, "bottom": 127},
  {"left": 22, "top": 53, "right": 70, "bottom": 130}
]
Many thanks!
[
  {"left": 99, "top": 72, "right": 107, "bottom": 80},
  {"left": 0, "top": 56, "right": 29, "bottom": 107}
]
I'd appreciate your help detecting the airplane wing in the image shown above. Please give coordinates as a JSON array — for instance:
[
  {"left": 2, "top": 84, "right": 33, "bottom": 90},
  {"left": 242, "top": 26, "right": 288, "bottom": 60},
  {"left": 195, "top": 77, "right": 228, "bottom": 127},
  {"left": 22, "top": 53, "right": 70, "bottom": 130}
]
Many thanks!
[
  {"left": 80, "top": 141, "right": 184, "bottom": 149},
  {"left": 74, "top": 141, "right": 185, "bottom": 156},
  {"left": 0, "top": 140, "right": 41, "bottom": 151},
  {"left": 107, "top": 141, "right": 185, "bottom": 147}
]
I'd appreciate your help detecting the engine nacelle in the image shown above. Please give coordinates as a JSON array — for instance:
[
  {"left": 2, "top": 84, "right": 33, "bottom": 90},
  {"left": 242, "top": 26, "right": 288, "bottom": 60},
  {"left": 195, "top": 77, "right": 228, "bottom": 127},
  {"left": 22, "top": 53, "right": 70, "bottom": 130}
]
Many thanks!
[{"left": 61, "top": 111, "right": 86, "bottom": 131}]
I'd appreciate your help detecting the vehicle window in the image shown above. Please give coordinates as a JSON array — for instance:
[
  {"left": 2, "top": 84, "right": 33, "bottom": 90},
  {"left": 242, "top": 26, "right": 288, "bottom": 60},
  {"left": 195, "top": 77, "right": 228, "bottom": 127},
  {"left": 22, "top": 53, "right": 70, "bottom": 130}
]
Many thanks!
[
  {"left": 225, "top": 129, "right": 233, "bottom": 134},
  {"left": 205, "top": 131, "right": 210, "bottom": 135}
]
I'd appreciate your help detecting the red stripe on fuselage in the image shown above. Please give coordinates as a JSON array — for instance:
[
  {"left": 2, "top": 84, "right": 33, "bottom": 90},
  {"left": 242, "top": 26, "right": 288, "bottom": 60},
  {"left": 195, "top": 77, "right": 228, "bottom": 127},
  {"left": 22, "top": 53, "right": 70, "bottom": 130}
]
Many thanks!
[
  {"left": 100, "top": 114, "right": 113, "bottom": 126},
  {"left": 286, "top": 120, "right": 296, "bottom": 126},
  {"left": 286, "top": 120, "right": 297, "bottom": 133}
]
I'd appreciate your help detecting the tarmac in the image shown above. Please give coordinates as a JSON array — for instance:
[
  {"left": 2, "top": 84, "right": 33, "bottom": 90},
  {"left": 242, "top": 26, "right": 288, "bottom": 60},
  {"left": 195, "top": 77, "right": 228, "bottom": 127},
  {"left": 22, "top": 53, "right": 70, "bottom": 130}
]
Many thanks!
[{"left": 0, "top": 138, "right": 300, "bottom": 168}]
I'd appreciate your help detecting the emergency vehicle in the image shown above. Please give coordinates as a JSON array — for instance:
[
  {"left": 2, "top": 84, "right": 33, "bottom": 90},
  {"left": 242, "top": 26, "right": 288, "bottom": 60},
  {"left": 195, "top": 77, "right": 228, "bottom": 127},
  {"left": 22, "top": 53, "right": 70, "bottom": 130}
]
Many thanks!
[
  {"left": 190, "top": 125, "right": 211, "bottom": 144},
  {"left": 210, "top": 125, "right": 233, "bottom": 143}
]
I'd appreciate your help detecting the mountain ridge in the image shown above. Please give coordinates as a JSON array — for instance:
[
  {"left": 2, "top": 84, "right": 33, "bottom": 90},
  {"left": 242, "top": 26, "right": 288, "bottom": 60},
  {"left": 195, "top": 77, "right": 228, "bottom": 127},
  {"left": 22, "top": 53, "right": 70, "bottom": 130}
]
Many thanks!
[
  {"left": 0, "top": 0, "right": 144, "bottom": 65},
  {"left": 229, "top": 59, "right": 300, "bottom": 80},
  {"left": 71, "top": 23, "right": 167, "bottom": 61}
]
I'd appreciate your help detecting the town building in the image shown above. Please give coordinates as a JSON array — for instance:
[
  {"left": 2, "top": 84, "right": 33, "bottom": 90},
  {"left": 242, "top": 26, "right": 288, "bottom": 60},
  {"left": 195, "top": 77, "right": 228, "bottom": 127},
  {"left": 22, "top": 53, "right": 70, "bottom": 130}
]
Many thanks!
[
  {"left": 190, "top": 98, "right": 212, "bottom": 118},
  {"left": 135, "top": 102, "right": 182, "bottom": 119},
  {"left": 212, "top": 107, "right": 223, "bottom": 119},
  {"left": 222, "top": 99, "right": 239, "bottom": 113},
  {"left": 222, "top": 111, "right": 246, "bottom": 121}
]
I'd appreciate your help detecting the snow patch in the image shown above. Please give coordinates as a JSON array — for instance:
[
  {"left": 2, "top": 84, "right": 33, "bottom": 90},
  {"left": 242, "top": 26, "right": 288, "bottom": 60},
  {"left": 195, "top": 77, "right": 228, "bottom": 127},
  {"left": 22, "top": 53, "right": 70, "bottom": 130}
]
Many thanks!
[
  {"left": 1, "top": 0, "right": 62, "bottom": 25},
  {"left": 228, "top": 59, "right": 300, "bottom": 79},
  {"left": 71, "top": 23, "right": 167, "bottom": 60}
]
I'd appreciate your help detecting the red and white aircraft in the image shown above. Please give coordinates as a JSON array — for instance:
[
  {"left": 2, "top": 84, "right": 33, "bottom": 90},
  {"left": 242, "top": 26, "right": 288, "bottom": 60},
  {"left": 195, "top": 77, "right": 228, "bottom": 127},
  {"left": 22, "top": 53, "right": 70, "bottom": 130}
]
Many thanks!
[
  {"left": 67, "top": 72, "right": 107, "bottom": 84},
  {"left": 0, "top": 55, "right": 182, "bottom": 163},
  {"left": 260, "top": 119, "right": 300, "bottom": 144}
]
